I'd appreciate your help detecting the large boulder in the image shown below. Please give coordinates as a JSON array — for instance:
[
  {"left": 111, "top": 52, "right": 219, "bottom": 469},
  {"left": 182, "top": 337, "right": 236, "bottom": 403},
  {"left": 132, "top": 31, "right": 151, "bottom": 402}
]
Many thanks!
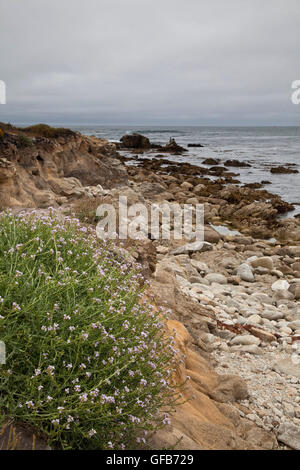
[
  {"left": 120, "top": 133, "right": 151, "bottom": 149},
  {"left": 0, "top": 127, "right": 128, "bottom": 208}
]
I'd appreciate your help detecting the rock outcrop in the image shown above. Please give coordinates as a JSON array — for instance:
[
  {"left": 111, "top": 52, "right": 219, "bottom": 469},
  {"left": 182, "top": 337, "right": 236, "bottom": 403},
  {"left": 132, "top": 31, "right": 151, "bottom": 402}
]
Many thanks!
[
  {"left": 271, "top": 165, "right": 299, "bottom": 174},
  {"left": 149, "top": 319, "right": 277, "bottom": 450},
  {"left": 0, "top": 124, "right": 127, "bottom": 208},
  {"left": 120, "top": 133, "right": 151, "bottom": 149}
]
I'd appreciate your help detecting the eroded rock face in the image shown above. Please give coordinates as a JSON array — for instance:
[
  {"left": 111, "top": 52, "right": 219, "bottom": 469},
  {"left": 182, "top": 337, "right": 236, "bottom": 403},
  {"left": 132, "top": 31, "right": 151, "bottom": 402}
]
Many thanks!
[
  {"left": 0, "top": 128, "right": 127, "bottom": 208},
  {"left": 149, "top": 320, "right": 277, "bottom": 450}
]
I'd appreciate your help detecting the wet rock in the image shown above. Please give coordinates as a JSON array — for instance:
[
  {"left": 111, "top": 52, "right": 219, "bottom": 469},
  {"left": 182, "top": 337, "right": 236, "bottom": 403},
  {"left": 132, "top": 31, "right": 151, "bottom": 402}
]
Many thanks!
[
  {"left": 120, "top": 133, "right": 151, "bottom": 149},
  {"left": 203, "top": 158, "right": 219, "bottom": 165},
  {"left": 224, "top": 160, "right": 251, "bottom": 168},
  {"left": 161, "top": 138, "right": 187, "bottom": 154},
  {"left": 270, "top": 166, "right": 299, "bottom": 174}
]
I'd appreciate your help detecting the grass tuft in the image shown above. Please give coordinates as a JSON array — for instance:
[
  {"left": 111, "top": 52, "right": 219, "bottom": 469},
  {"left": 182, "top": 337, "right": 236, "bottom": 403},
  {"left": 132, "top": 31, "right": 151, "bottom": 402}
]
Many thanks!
[{"left": 16, "top": 133, "right": 33, "bottom": 148}]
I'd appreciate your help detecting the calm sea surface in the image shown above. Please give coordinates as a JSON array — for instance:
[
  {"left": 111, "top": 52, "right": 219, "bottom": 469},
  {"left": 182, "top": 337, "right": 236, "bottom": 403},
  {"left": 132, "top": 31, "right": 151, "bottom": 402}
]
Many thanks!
[{"left": 72, "top": 126, "right": 300, "bottom": 216}]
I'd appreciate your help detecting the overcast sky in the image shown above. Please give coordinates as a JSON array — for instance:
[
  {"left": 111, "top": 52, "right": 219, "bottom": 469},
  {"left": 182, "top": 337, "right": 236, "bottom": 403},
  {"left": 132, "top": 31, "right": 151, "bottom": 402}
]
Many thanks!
[{"left": 0, "top": 0, "right": 299, "bottom": 126}]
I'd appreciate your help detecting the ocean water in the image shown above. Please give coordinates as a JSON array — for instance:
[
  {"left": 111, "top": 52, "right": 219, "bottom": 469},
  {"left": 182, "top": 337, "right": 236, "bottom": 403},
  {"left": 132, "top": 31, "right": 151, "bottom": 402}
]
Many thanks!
[{"left": 72, "top": 126, "right": 300, "bottom": 216}]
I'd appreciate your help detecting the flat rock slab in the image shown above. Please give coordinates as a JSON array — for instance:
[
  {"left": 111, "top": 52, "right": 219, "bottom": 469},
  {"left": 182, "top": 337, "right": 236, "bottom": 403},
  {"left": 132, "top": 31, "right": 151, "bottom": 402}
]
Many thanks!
[
  {"left": 170, "top": 241, "right": 212, "bottom": 255},
  {"left": 277, "top": 423, "right": 300, "bottom": 450},
  {"left": 272, "top": 359, "right": 300, "bottom": 379}
]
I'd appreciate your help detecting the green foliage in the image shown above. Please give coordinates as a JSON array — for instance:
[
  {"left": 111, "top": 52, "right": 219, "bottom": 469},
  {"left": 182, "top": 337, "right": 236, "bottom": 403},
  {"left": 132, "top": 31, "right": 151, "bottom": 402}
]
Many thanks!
[
  {"left": 0, "top": 211, "right": 181, "bottom": 450},
  {"left": 22, "top": 124, "right": 75, "bottom": 138},
  {"left": 16, "top": 133, "right": 33, "bottom": 148}
]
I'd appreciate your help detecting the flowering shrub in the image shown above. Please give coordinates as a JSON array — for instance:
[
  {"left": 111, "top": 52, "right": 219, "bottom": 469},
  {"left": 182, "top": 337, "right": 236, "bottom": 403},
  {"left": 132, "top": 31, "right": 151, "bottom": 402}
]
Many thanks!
[{"left": 0, "top": 210, "right": 181, "bottom": 449}]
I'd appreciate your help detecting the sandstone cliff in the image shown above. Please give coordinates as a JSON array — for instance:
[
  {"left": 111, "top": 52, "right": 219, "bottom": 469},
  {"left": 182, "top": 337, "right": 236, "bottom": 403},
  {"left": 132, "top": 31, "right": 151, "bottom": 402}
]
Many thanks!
[{"left": 0, "top": 123, "right": 127, "bottom": 209}]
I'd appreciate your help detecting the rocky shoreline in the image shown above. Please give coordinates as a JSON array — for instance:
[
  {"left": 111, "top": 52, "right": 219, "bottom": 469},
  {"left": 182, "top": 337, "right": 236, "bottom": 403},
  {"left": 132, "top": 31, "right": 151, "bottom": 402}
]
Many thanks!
[{"left": 0, "top": 125, "right": 299, "bottom": 450}]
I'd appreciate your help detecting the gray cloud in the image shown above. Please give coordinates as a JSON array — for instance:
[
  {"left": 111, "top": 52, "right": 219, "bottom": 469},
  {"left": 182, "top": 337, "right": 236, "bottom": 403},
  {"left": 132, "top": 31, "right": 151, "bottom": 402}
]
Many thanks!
[{"left": 0, "top": 0, "right": 299, "bottom": 125}]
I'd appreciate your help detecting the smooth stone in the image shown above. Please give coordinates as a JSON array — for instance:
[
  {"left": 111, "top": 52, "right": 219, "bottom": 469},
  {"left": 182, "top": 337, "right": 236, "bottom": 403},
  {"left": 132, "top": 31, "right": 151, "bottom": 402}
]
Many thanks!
[
  {"left": 231, "top": 334, "right": 261, "bottom": 346},
  {"left": 271, "top": 280, "right": 290, "bottom": 291},
  {"left": 205, "top": 273, "right": 228, "bottom": 285},
  {"left": 280, "top": 326, "right": 293, "bottom": 335},
  {"left": 288, "top": 320, "right": 300, "bottom": 331},
  {"left": 237, "top": 263, "right": 254, "bottom": 283},
  {"left": 247, "top": 314, "right": 263, "bottom": 325},
  {"left": 261, "top": 310, "right": 285, "bottom": 321},
  {"left": 251, "top": 256, "right": 274, "bottom": 271}
]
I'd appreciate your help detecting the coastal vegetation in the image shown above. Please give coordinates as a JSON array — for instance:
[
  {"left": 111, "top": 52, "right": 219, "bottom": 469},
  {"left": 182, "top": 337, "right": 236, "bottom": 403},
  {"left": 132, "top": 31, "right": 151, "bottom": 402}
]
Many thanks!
[
  {"left": 22, "top": 124, "right": 75, "bottom": 139},
  {"left": 0, "top": 210, "right": 181, "bottom": 450}
]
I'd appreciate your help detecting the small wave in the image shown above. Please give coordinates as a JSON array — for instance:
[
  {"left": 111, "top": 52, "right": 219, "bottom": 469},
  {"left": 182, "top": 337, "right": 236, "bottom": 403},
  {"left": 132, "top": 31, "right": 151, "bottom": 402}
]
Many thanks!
[{"left": 131, "top": 129, "right": 181, "bottom": 134}]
